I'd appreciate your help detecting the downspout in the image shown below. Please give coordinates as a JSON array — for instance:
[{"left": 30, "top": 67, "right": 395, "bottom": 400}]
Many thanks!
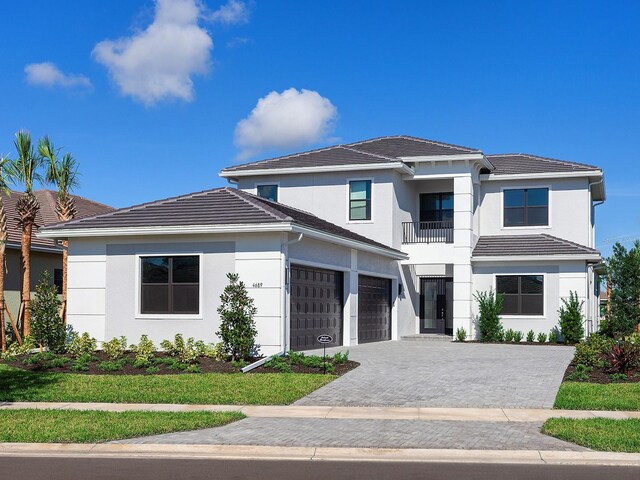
[{"left": 589, "top": 176, "right": 605, "bottom": 248}]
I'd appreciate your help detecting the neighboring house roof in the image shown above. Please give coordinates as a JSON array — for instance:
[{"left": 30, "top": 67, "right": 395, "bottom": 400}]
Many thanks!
[
  {"left": 3, "top": 189, "right": 114, "bottom": 252},
  {"left": 472, "top": 234, "right": 600, "bottom": 258},
  {"left": 39, "top": 187, "right": 404, "bottom": 257},
  {"left": 485, "top": 153, "right": 601, "bottom": 176}
]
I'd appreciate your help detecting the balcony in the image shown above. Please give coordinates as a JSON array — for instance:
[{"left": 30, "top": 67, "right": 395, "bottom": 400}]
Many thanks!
[{"left": 402, "top": 221, "right": 454, "bottom": 244}]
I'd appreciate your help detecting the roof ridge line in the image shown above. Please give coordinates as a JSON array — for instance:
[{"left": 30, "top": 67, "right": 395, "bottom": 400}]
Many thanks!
[
  {"left": 346, "top": 135, "right": 481, "bottom": 154},
  {"left": 339, "top": 145, "right": 396, "bottom": 161},
  {"left": 224, "top": 188, "right": 292, "bottom": 222}
]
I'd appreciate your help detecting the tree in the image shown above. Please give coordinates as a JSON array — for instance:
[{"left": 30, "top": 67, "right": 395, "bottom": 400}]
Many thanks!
[
  {"left": 558, "top": 291, "right": 585, "bottom": 344},
  {"left": 8, "top": 130, "right": 43, "bottom": 336},
  {"left": 601, "top": 241, "right": 640, "bottom": 337},
  {"left": 474, "top": 289, "right": 504, "bottom": 342},
  {"left": 216, "top": 273, "right": 258, "bottom": 361},
  {"left": 0, "top": 155, "right": 13, "bottom": 351},
  {"left": 29, "top": 271, "right": 65, "bottom": 353},
  {"left": 40, "top": 136, "right": 79, "bottom": 323}
]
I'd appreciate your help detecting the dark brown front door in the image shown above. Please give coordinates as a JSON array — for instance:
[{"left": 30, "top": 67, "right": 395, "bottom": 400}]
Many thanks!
[
  {"left": 289, "top": 265, "right": 343, "bottom": 351},
  {"left": 420, "top": 277, "right": 453, "bottom": 334},
  {"left": 358, "top": 275, "right": 392, "bottom": 344}
]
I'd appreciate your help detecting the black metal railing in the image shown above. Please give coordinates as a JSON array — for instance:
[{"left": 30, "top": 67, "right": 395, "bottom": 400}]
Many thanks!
[{"left": 402, "top": 221, "right": 454, "bottom": 244}]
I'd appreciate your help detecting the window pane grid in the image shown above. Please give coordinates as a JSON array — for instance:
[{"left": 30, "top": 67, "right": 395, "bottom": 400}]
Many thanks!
[
  {"left": 141, "top": 256, "right": 199, "bottom": 315},
  {"left": 496, "top": 275, "right": 544, "bottom": 316},
  {"left": 349, "top": 180, "right": 372, "bottom": 220},
  {"left": 504, "top": 188, "right": 548, "bottom": 227}
]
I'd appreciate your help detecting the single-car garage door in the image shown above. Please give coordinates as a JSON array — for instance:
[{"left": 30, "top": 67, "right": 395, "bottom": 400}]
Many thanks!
[
  {"left": 290, "top": 265, "right": 343, "bottom": 351},
  {"left": 358, "top": 275, "right": 392, "bottom": 344}
]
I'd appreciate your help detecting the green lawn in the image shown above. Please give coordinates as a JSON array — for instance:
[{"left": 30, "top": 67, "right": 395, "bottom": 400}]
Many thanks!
[
  {"left": 0, "top": 409, "right": 244, "bottom": 443},
  {"left": 0, "top": 365, "right": 333, "bottom": 405},
  {"left": 554, "top": 382, "right": 640, "bottom": 411},
  {"left": 543, "top": 418, "right": 640, "bottom": 452}
]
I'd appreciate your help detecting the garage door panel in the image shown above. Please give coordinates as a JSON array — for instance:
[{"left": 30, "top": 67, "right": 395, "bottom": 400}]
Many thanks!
[
  {"left": 358, "top": 275, "right": 391, "bottom": 344},
  {"left": 290, "top": 265, "right": 343, "bottom": 351}
]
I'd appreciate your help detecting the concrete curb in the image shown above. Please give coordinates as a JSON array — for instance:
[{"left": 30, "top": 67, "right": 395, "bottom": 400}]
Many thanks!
[
  {"left": 2, "top": 402, "right": 640, "bottom": 422},
  {"left": 1, "top": 443, "right": 640, "bottom": 466}
]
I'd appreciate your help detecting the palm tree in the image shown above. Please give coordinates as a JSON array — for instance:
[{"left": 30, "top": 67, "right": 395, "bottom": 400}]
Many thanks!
[
  {"left": 9, "top": 130, "right": 43, "bottom": 337},
  {"left": 40, "top": 136, "right": 79, "bottom": 323},
  {"left": 0, "top": 155, "right": 12, "bottom": 351}
]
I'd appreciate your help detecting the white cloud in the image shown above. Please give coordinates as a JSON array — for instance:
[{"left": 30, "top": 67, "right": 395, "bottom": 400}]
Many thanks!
[
  {"left": 234, "top": 88, "right": 338, "bottom": 161},
  {"left": 92, "top": 0, "right": 213, "bottom": 106},
  {"left": 24, "top": 62, "right": 92, "bottom": 89},
  {"left": 207, "top": 0, "right": 251, "bottom": 25}
]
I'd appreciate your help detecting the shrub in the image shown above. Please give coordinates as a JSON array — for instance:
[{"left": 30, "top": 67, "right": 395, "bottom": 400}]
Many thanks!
[
  {"left": 29, "top": 271, "right": 66, "bottom": 353},
  {"left": 203, "top": 342, "right": 225, "bottom": 361},
  {"left": 609, "top": 373, "right": 629, "bottom": 382},
  {"left": 559, "top": 291, "right": 585, "bottom": 344},
  {"left": 22, "top": 351, "right": 57, "bottom": 369},
  {"left": 186, "top": 364, "right": 202, "bottom": 373},
  {"left": 67, "top": 333, "right": 97, "bottom": 357},
  {"left": 130, "top": 335, "right": 155, "bottom": 366},
  {"left": 216, "top": 273, "right": 258, "bottom": 361},
  {"left": 287, "top": 351, "right": 306, "bottom": 365},
  {"left": 474, "top": 290, "right": 504, "bottom": 342},
  {"left": 98, "top": 359, "right": 127, "bottom": 372},
  {"left": 574, "top": 333, "right": 612, "bottom": 367},
  {"left": 455, "top": 327, "right": 467, "bottom": 342},
  {"left": 1, "top": 337, "right": 37, "bottom": 360},
  {"left": 536, "top": 332, "right": 547, "bottom": 343},
  {"left": 230, "top": 359, "right": 248, "bottom": 369},
  {"left": 160, "top": 334, "right": 199, "bottom": 365},
  {"left": 102, "top": 336, "right": 127, "bottom": 360},
  {"left": 526, "top": 330, "right": 535, "bottom": 343},
  {"left": 504, "top": 329, "right": 515, "bottom": 343},
  {"left": 549, "top": 329, "right": 559, "bottom": 343},
  {"left": 602, "top": 241, "right": 640, "bottom": 337},
  {"left": 145, "top": 366, "right": 160, "bottom": 374},
  {"left": 567, "top": 364, "right": 592, "bottom": 381},
  {"left": 513, "top": 331, "right": 524, "bottom": 343},
  {"left": 333, "top": 351, "right": 349, "bottom": 364},
  {"left": 265, "top": 355, "right": 292, "bottom": 373},
  {"left": 70, "top": 353, "right": 93, "bottom": 372},
  {"left": 607, "top": 340, "right": 640, "bottom": 374}
]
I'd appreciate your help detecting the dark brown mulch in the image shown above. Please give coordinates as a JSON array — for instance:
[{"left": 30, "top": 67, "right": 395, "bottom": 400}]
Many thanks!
[
  {"left": 563, "top": 363, "right": 640, "bottom": 384},
  {"left": 251, "top": 360, "right": 359, "bottom": 376},
  {"left": 465, "top": 341, "right": 572, "bottom": 346}
]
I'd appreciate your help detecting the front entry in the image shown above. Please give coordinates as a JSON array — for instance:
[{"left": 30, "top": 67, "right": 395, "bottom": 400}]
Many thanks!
[{"left": 420, "top": 277, "right": 453, "bottom": 334}]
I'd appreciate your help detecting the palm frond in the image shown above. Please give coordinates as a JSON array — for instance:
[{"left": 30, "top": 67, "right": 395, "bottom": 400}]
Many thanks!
[
  {"left": 55, "top": 153, "right": 80, "bottom": 196},
  {"left": 10, "top": 130, "right": 44, "bottom": 193},
  {"left": 0, "top": 155, "right": 13, "bottom": 196}
]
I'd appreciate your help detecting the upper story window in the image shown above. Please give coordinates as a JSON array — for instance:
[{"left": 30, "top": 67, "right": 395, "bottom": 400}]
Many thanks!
[
  {"left": 420, "top": 192, "right": 453, "bottom": 223},
  {"left": 141, "top": 256, "right": 199, "bottom": 315},
  {"left": 349, "top": 180, "right": 371, "bottom": 221},
  {"left": 496, "top": 274, "right": 544, "bottom": 316},
  {"left": 257, "top": 184, "right": 278, "bottom": 202},
  {"left": 503, "top": 188, "right": 548, "bottom": 227}
]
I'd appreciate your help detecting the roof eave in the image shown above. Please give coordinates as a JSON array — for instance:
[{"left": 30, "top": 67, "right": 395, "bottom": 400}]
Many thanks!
[
  {"left": 479, "top": 170, "right": 603, "bottom": 181},
  {"left": 219, "top": 162, "right": 413, "bottom": 179},
  {"left": 471, "top": 254, "right": 602, "bottom": 262}
]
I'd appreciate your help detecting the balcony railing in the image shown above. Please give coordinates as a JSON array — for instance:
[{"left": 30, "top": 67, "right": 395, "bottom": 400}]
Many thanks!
[{"left": 402, "top": 221, "right": 454, "bottom": 244}]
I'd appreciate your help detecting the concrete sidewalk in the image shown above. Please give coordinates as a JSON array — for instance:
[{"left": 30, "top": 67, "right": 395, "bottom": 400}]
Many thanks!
[{"left": 2, "top": 401, "right": 639, "bottom": 422}]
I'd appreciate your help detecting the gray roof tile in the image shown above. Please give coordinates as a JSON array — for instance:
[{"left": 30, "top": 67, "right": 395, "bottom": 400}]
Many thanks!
[
  {"left": 486, "top": 153, "right": 600, "bottom": 176},
  {"left": 345, "top": 135, "right": 481, "bottom": 157},
  {"left": 472, "top": 234, "right": 600, "bottom": 257}
]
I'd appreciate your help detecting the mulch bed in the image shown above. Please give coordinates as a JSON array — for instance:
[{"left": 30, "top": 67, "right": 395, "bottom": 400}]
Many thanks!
[
  {"left": 252, "top": 360, "right": 359, "bottom": 376},
  {"left": 465, "top": 341, "right": 572, "bottom": 346},
  {"left": 563, "top": 363, "right": 640, "bottom": 384}
]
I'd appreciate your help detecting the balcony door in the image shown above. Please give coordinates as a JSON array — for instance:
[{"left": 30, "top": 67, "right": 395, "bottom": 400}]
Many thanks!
[{"left": 420, "top": 277, "right": 453, "bottom": 334}]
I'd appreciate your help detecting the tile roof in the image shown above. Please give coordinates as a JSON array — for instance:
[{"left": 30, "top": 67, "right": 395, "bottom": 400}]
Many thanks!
[
  {"left": 472, "top": 234, "right": 600, "bottom": 258},
  {"left": 3, "top": 189, "right": 113, "bottom": 251},
  {"left": 41, "top": 187, "right": 402, "bottom": 255},
  {"left": 345, "top": 135, "right": 481, "bottom": 157},
  {"left": 485, "top": 153, "right": 600, "bottom": 176}
]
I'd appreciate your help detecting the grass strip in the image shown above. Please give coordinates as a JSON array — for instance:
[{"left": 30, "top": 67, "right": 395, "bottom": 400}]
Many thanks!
[
  {"left": 0, "top": 409, "right": 244, "bottom": 443},
  {"left": 543, "top": 417, "right": 640, "bottom": 452},
  {"left": 554, "top": 382, "right": 640, "bottom": 411}
]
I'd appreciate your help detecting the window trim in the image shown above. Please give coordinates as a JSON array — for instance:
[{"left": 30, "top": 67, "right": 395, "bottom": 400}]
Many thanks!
[
  {"left": 135, "top": 252, "right": 204, "bottom": 320},
  {"left": 501, "top": 185, "right": 552, "bottom": 230},
  {"left": 255, "top": 182, "right": 279, "bottom": 202},
  {"left": 418, "top": 191, "right": 454, "bottom": 223},
  {"left": 346, "top": 177, "right": 373, "bottom": 223},
  {"left": 493, "top": 272, "right": 546, "bottom": 318}
]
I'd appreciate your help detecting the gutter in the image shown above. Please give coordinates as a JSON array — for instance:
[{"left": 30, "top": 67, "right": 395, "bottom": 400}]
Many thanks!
[
  {"left": 471, "top": 254, "right": 602, "bottom": 263},
  {"left": 219, "top": 161, "right": 413, "bottom": 179}
]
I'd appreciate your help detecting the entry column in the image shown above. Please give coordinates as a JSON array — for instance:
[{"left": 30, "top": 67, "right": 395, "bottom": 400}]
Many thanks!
[{"left": 453, "top": 175, "right": 474, "bottom": 337}]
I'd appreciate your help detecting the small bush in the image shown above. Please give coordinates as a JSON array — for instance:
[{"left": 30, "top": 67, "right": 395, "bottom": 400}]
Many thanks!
[
  {"left": 102, "top": 336, "right": 127, "bottom": 360},
  {"left": 455, "top": 327, "right": 467, "bottom": 342},
  {"left": 98, "top": 359, "right": 127, "bottom": 372},
  {"left": 130, "top": 335, "right": 155, "bottom": 365},
  {"left": 537, "top": 332, "right": 547, "bottom": 343},
  {"left": 504, "top": 328, "right": 515, "bottom": 343},
  {"left": 216, "top": 273, "right": 258, "bottom": 361},
  {"left": 526, "top": 330, "right": 535, "bottom": 343},
  {"left": 609, "top": 372, "right": 629, "bottom": 382},
  {"left": 70, "top": 353, "right": 93, "bottom": 372},
  {"left": 145, "top": 366, "right": 160, "bottom": 374},
  {"left": 574, "top": 334, "right": 612, "bottom": 368},
  {"left": 474, "top": 290, "right": 504, "bottom": 342},
  {"left": 1, "top": 337, "right": 37, "bottom": 361},
  {"left": 49, "top": 356, "right": 70, "bottom": 368},
  {"left": 29, "top": 271, "right": 66, "bottom": 353},
  {"left": 567, "top": 364, "right": 592, "bottom": 381},
  {"left": 160, "top": 334, "right": 199, "bottom": 365},
  {"left": 203, "top": 342, "right": 226, "bottom": 361},
  {"left": 22, "top": 351, "right": 57, "bottom": 369},
  {"left": 607, "top": 340, "right": 640, "bottom": 374},
  {"left": 68, "top": 333, "right": 97, "bottom": 358},
  {"left": 287, "top": 351, "right": 306, "bottom": 365},
  {"left": 549, "top": 329, "right": 559, "bottom": 343},
  {"left": 265, "top": 355, "right": 293, "bottom": 373},
  {"left": 333, "top": 351, "right": 349, "bottom": 364},
  {"left": 513, "top": 331, "right": 524, "bottom": 343},
  {"left": 559, "top": 291, "right": 585, "bottom": 344},
  {"left": 230, "top": 359, "right": 248, "bottom": 369}
]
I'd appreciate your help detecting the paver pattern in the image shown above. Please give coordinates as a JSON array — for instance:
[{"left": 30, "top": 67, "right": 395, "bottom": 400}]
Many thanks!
[
  {"left": 116, "top": 417, "right": 585, "bottom": 451},
  {"left": 296, "top": 340, "right": 574, "bottom": 408}
]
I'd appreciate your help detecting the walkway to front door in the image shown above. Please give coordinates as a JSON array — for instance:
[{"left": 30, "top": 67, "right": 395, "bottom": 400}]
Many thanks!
[{"left": 295, "top": 341, "right": 574, "bottom": 408}]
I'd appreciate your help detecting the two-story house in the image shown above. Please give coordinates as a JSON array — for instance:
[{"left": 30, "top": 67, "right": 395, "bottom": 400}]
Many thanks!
[{"left": 40, "top": 135, "right": 604, "bottom": 354}]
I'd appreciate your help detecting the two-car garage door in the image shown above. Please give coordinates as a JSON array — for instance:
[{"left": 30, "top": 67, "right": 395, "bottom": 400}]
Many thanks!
[{"left": 289, "top": 264, "right": 392, "bottom": 351}]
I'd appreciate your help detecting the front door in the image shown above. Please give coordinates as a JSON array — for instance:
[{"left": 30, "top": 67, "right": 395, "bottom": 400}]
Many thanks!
[{"left": 420, "top": 277, "right": 453, "bottom": 334}]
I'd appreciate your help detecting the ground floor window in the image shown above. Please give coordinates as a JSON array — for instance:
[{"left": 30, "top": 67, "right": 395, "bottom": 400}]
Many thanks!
[
  {"left": 140, "top": 255, "right": 200, "bottom": 315},
  {"left": 496, "top": 274, "right": 544, "bottom": 315},
  {"left": 53, "top": 268, "right": 63, "bottom": 294}
]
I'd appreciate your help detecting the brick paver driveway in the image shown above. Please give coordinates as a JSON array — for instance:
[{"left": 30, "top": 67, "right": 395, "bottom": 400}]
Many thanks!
[{"left": 295, "top": 340, "right": 574, "bottom": 408}]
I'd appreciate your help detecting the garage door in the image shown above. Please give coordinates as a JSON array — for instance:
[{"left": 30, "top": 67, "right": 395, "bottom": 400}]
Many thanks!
[
  {"left": 358, "top": 275, "right": 392, "bottom": 344},
  {"left": 290, "top": 265, "right": 343, "bottom": 351}
]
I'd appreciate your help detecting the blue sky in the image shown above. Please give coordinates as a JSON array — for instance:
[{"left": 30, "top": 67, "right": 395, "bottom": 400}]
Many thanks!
[{"left": 1, "top": 0, "right": 639, "bottom": 255}]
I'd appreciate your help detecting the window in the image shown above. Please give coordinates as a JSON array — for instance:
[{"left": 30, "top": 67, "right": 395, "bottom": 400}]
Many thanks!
[
  {"left": 420, "top": 192, "right": 454, "bottom": 223},
  {"left": 140, "top": 256, "right": 199, "bottom": 315},
  {"left": 349, "top": 180, "right": 372, "bottom": 221},
  {"left": 53, "top": 268, "right": 63, "bottom": 294},
  {"left": 496, "top": 275, "right": 544, "bottom": 315},
  {"left": 257, "top": 184, "right": 278, "bottom": 202},
  {"left": 503, "top": 188, "right": 548, "bottom": 227}
]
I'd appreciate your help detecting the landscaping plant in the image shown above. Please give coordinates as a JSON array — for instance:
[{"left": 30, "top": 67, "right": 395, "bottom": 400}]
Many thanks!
[
  {"left": 536, "top": 332, "right": 547, "bottom": 343},
  {"left": 558, "top": 291, "right": 585, "bottom": 344},
  {"left": 526, "top": 330, "right": 535, "bottom": 343},
  {"left": 513, "top": 330, "right": 523, "bottom": 343},
  {"left": 68, "top": 332, "right": 97, "bottom": 357},
  {"left": 102, "top": 336, "right": 127, "bottom": 360},
  {"left": 504, "top": 328, "right": 515, "bottom": 342},
  {"left": 216, "top": 273, "right": 258, "bottom": 361},
  {"left": 455, "top": 327, "right": 467, "bottom": 342},
  {"left": 607, "top": 339, "right": 640, "bottom": 374},
  {"left": 130, "top": 335, "right": 155, "bottom": 368},
  {"left": 29, "top": 272, "right": 65, "bottom": 353},
  {"left": 473, "top": 289, "right": 504, "bottom": 342},
  {"left": 549, "top": 329, "right": 559, "bottom": 343}
]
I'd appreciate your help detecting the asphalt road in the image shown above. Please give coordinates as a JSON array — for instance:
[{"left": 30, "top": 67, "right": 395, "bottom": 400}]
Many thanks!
[{"left": 1, "top": 457, "right": 640, "bottom": 480}]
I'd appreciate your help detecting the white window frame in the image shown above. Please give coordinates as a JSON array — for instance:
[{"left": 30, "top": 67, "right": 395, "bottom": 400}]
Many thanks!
[
  {"left": 493, "top": 272, "right": 546, "bottom": 319},
  {"left": 346, "top": 177, "right": 374, "bottom": 224},
  {"left": 135, "top": 252, "right": 204, "bottom": 320},
  {"left": 501, "top": 185, "right": 552, "bottom": 230},
  {"left": 255, "top": 182, "right": 280, "bottom": 202}
]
